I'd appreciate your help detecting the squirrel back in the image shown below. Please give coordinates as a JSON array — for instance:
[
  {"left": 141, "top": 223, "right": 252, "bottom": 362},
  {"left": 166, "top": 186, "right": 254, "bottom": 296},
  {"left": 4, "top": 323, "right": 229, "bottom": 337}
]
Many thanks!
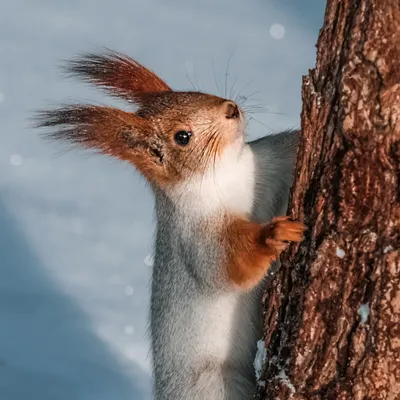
[{"left": 35, "top": 51, "right": 304, "bottom": 399}]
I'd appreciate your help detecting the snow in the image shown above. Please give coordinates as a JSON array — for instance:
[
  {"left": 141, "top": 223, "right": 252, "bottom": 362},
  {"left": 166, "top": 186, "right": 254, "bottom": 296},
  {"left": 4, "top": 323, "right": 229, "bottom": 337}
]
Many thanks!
[
  {"left": 0, "top": 0, "right": 323, "bottom": 398},
  {"left": 277, "top": 369, "right": 296, "bottom": 394},
  {"left": 358, "top": 303, "right": 370, "bottom": 324},
  {"left": 124, "top": 285, "right": 135, "bottom": 296},
  {"left": 336, "top": 247, "right": 345, "bottom": 258},
  {"left": 144, "top": 254, "right": 154, "bottom": 267},
  {"left": 270, "top": 24, "right": 286, "bottom": 40},
  {"left": 384, "top": 245, "right": 393, "bottom": 254},
  {"left": 125, "top": 326, "right": 135, "bottom": 335},
  {"left": 10, "top": 154, "right": 23, "bottom": 166},
  {"left": 254, "top": 339, "right": 267, "bottom": 380}
]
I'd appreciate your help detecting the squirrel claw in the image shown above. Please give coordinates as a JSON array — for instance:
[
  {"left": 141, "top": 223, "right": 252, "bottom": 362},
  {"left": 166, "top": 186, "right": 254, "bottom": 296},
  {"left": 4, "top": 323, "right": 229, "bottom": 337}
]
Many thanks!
[{"left": 261, "top": 217, "right": 306, "bottom": 254}]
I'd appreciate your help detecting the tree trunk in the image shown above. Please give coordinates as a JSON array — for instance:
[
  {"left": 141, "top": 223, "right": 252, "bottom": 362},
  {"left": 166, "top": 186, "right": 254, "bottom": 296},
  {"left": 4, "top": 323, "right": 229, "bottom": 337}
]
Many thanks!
[{"left": 255, "top": 0, "right": 400, "bottom": 399}]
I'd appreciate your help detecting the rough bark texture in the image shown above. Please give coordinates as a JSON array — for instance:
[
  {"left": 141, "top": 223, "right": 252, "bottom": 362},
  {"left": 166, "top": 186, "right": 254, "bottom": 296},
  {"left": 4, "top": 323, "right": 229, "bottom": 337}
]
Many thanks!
[{"left": 255, "top": 0, "right": 400, "bottom": 399}]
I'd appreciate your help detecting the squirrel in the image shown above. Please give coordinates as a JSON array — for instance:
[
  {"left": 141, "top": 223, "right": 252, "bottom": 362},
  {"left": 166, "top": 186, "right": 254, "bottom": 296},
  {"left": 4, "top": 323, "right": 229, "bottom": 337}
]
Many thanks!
[{"left": 35, "top": 51, "right": 305, "bottom": 400}]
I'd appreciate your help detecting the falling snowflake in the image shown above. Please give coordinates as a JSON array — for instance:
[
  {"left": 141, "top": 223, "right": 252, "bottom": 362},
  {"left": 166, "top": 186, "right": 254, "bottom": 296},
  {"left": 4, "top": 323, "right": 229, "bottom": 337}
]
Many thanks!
[
  {"left": 10, "top": 154, "right": 23, "bottom": 166},
  {"left": 144, "top": 254, "right": 154, "bottom": 267},
  {"left": 124, "top": 285, "right": 134, "bottom": 296},
  {"left": 269, "top": 23, "right": 286, "bottom": 40},
  {"left": 124, "top": 325, "right": 135, "bottom": 335}
]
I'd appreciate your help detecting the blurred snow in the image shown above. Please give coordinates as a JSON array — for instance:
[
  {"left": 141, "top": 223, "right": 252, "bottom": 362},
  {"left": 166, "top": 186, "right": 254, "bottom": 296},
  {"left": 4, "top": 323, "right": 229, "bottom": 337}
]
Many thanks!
[
  {"left": 269, "top": 24, "right": 286, "bottom": 40},
  {"left": 9, "top": 154, "right": 23, "bottom": 167},
  {"left": 0, "top": 0, "right": 324, "bottom": 398},
  {"left": 144, "top": 254, "right": 154, "bottom": 267},
  {"left": 125, "top": 285, "right": 135, "bottom": 296}
]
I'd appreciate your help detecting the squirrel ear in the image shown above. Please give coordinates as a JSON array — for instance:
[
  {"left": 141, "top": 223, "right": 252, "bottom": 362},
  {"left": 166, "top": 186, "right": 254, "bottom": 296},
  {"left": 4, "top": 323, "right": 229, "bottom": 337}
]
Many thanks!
[
  {"left": 64, "top": 50, "right": 172, "bottom": 103},
  {"left": 35, "top": 105, "right": 167, "bottom": 183}
]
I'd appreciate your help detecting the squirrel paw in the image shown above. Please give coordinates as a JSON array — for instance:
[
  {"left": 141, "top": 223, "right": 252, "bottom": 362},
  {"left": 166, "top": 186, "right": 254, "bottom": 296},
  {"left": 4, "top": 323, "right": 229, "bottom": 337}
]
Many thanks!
[{"left": 261, "top": 216, "right": 306, "bottom": 255}]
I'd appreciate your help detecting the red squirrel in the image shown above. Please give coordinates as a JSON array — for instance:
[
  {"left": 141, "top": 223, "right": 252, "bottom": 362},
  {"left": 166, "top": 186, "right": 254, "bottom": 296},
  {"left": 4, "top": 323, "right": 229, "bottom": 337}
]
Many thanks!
[{"left": 36, "top": 51, "right": 305, "bottom": 399}]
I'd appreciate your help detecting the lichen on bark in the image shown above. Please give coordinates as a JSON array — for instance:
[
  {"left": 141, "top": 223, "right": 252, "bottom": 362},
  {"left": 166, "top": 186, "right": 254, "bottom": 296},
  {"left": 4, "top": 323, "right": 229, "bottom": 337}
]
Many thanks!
[{"left": 255, "top": 0, "right": 400, "bottom": 399}]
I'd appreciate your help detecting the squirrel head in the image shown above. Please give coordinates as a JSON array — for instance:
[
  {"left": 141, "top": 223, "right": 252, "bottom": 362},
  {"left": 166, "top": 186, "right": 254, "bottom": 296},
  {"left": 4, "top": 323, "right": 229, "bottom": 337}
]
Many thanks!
[{"left": 36, "top": 51, "right": 245, "bottom": 191}]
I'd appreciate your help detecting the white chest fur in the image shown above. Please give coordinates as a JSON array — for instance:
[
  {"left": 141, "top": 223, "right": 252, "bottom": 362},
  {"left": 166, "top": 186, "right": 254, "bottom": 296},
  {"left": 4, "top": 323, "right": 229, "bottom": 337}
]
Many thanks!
[{"left": 170, "top": 144, "right": 256, "bottom": 218}]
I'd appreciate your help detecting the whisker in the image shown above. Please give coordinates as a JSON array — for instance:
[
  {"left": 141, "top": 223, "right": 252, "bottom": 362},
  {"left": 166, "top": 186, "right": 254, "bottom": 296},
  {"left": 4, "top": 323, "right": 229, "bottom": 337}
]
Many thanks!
[
  {"left": 180, "top": 125, "right": 214, "bottom": 173},
  {"left": 185, "top": 61, "right": 201, "bottom": 92},
  {"left": 212, "top": 60, "right": 223, "bottom": 98},
  {"left": 192, "top": 62, "right": 202, "bottom": 93},
  {"left": 175, "top": 126, "right": 219, "bottom": 204},
  {"left": 229, "top": 75, "right": 238, "bottom": 101},
  {"left": 237, "top": 90, "right": 262, "bottom": 104},
  {"left": 241, "top": 105, "right": 286, "bottom": 116},
  {"left": 248, "top": 116, "right": 275, "bottom": 132},
  {"left": 211, "top": 134, "right": 226, "bottom": 207},
  {"left": 199, "top": 127, "right": 220, "bottom": 198},
  {"left": 234, "top": 77, "right": 257, "bottom": 103},
  {"left": 224, "top": 49, "right": 235, "bottom": 99}
]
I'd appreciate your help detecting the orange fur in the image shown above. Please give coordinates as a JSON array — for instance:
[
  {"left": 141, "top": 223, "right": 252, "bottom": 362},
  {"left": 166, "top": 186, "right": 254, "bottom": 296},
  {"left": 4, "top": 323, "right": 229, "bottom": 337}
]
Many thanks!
[
  {"left": 36, "top": 52, "right": 263, "bottom": 193},
  {"left": 65, "top": 51, "right": 171, "bottom": 103},
  {"left": 36, "top": 52, "right": 247, "bottom": 190},
  {"left": 36, "top": 105, "right": 171, "bottom": 185},
  {"left": 36, "top": 92, "right": 243, "bottom": 188},
  {"left": 223, "top": 216, "right": 306, "bottom": 290}
]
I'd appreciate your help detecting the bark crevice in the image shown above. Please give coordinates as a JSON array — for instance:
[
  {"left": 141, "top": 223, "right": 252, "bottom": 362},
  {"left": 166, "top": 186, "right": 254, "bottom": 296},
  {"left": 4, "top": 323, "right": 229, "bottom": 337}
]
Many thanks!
[{"left": 255, "top": 0, "right": 400, "bottom": 398}]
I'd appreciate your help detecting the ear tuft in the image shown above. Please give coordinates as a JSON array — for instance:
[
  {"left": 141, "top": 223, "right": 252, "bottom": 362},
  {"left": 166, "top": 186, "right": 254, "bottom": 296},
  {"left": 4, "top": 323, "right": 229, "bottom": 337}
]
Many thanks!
[
  {"left": 34, "top": 104, "right": 150, "bottom": 158},
  {"left": 64, "top": 50, "right": 172, "bottom": 103}
]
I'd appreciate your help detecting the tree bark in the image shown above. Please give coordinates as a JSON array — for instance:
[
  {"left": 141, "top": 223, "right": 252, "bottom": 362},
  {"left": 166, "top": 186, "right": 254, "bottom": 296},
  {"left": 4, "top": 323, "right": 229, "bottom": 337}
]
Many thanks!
[{"left": 255, "top": 0, "right": 400, "bottom": 399}]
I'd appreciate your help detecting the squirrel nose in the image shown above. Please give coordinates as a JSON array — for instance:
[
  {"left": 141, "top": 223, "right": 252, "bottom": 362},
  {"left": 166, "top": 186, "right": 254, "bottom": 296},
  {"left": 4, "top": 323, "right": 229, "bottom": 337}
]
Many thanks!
[{"left": 223, "top": 101, "right": 240, "bottom": 119}]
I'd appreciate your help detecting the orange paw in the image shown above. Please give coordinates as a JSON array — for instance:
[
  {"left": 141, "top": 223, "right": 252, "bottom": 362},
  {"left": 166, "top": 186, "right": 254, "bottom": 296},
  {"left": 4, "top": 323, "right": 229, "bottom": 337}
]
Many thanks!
[{"left": 261, "top": 216, "right": 306, "bottom": 256}]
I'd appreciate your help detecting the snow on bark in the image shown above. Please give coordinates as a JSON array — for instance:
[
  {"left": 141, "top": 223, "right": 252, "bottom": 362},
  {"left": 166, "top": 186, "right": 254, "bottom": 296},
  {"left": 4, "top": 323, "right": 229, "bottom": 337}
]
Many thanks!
[{"left": 255, "top": 0, "right": 400, "bottom": 398}]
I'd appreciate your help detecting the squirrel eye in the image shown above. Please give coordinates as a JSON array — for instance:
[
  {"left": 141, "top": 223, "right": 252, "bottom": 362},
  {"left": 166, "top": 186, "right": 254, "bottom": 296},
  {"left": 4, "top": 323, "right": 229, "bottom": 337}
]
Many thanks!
[{"left": 174, "top": 130, "right": 192, "bottom": 146}]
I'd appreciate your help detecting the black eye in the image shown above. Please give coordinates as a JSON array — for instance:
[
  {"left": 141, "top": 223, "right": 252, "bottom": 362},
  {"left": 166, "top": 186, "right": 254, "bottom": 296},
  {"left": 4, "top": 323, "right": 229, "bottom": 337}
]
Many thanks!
[{"left": 174, "top": 130, "right": 192, "bottom": 146}]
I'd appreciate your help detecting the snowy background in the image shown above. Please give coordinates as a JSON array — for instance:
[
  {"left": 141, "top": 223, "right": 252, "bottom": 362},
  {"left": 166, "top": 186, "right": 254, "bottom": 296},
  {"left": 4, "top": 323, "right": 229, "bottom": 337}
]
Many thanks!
[{"left": 0, "top": 1, "right": 324, "bottom": 398}]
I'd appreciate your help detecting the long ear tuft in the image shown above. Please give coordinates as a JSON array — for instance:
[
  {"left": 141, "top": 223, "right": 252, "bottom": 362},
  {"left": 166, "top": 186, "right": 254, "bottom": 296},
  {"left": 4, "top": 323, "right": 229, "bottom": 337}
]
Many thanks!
[
  {"left": 64, "top": 51, "right": 172, "bottom": 103},
  {"left": 34, "top": 105, "right": 152, "bottom": 163}
]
